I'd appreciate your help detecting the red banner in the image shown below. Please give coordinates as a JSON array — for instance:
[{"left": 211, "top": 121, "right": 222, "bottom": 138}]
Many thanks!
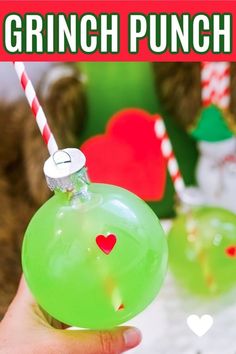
[{"left": 0, "top": 1, "right": 235, "bottom": 61}]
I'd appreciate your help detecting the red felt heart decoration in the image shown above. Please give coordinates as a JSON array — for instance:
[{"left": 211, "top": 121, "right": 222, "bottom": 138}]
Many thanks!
[
  {"left": 96, "top": 234, "right": 117, "bottom": 255},
  {"left": 225, "top": 246, "right": 236, "bottom": 258},
  {"left": 81, "top": 109, "right": 167, "bottom": 201}
]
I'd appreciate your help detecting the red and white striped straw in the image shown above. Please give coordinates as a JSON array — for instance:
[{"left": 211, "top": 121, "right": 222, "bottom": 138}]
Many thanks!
[
  {"left": 201, "top": 62, "right": 230, "bottom": 110},
  {"left": 13, "top": 62, "right": 58, "bottom": 155},
  {"left": 154, "top": 114, "right": 185, "bottom": 195}
]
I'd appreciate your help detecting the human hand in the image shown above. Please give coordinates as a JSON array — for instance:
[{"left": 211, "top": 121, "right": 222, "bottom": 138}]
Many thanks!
[{"left": 0, "top": 277, "right": 142, "bottom": 354}]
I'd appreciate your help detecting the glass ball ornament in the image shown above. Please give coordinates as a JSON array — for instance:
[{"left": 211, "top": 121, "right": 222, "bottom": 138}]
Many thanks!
[
  {"left": 22, "top": 149, "right": 168, "bottom": 329},
  {"left": 168, "top": 201, "right": 236, "bottom": 297}
]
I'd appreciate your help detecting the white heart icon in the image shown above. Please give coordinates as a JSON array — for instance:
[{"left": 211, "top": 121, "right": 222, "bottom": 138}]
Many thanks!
[{"left": 187, "top": 314, "right": 213, "bottom": 337}]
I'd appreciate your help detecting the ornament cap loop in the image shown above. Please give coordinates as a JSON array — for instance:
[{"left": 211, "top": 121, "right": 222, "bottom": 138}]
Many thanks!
[{"left": 43, "top": 148, "right": 86, "bottom": 191}]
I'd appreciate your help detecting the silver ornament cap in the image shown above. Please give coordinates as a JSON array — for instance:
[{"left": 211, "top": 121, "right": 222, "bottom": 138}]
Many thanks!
[{"left": 43, "top": 148, "right": 86, "bottom": 192}]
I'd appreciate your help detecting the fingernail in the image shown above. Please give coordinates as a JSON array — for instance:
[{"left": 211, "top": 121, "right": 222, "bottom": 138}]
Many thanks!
[{"left": 123, "top": 328, "right": 142, "bottom": 348}]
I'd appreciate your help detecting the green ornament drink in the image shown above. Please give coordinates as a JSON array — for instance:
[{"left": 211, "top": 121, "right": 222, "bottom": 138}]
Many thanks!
[
  {"left": 168, "top": 189, "right": 236, "bottom": 297},
  {"left": 22, "top": 149, "right": 168, "bottom": 329}
]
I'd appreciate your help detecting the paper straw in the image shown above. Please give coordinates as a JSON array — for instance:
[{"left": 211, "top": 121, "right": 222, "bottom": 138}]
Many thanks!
[
  {"left": 13, "top": 63, "right": 123, "bottom": 310},
  {"left": 186, "top": 213, "right": 217, "bottom": 292},
  {"left": 201, "top": 62, "right": 230, "bottom": 110},
  {"left": 154, "top": 114, "right": 185, "bottom": 195},
  {"left": 13, "top": 62, "right": 58, "bottom": 155}
]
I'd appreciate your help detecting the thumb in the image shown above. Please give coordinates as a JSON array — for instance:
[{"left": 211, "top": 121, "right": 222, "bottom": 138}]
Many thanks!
[
  {"left": 56, "top": 326, "right": 142, "bottom": 354},
  {"left": 2, "top": 275, "right": 36, "bottom": 323}
]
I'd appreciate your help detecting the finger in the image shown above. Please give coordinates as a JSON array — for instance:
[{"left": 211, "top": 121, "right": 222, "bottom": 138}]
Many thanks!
[
  {"left": 7, "top": 275, "right": 36, "bottom": 317},
  {"left": 3, "top": 275, "right": 55, "bottom": 330},
  {"left": 55, "top": 326, "right": 142, "bottom": 354},
  {"left": 3, "top": 275, "right": 34, "bottom": 316},
  {"left": 2, "top": 275, "right": 44, "bottom": 328},
  {"left": 14, "top": 275, "right": 35, "bottom": 305}
]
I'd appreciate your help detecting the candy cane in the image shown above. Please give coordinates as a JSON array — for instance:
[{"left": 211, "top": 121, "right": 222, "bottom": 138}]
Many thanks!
[
  {"left": 13, "top": 62, "right": 58, "bottom": 155},
  {"left": 201, "top": 62, "right": 230, "bottom": 110},
  {"left": 154, "top": 114, "right": 185, "bottom": 195}
]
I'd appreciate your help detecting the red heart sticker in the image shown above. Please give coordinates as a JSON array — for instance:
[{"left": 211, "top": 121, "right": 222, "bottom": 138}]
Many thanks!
[
  {"left": 96, "top": 234, "right": 117, "bottom": 255},
  {"left": 225, "top": 246, "right": 236, "bottom": 258},
  {"left": 81, "top": 109, "right": 167, "bottom": 201}
]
